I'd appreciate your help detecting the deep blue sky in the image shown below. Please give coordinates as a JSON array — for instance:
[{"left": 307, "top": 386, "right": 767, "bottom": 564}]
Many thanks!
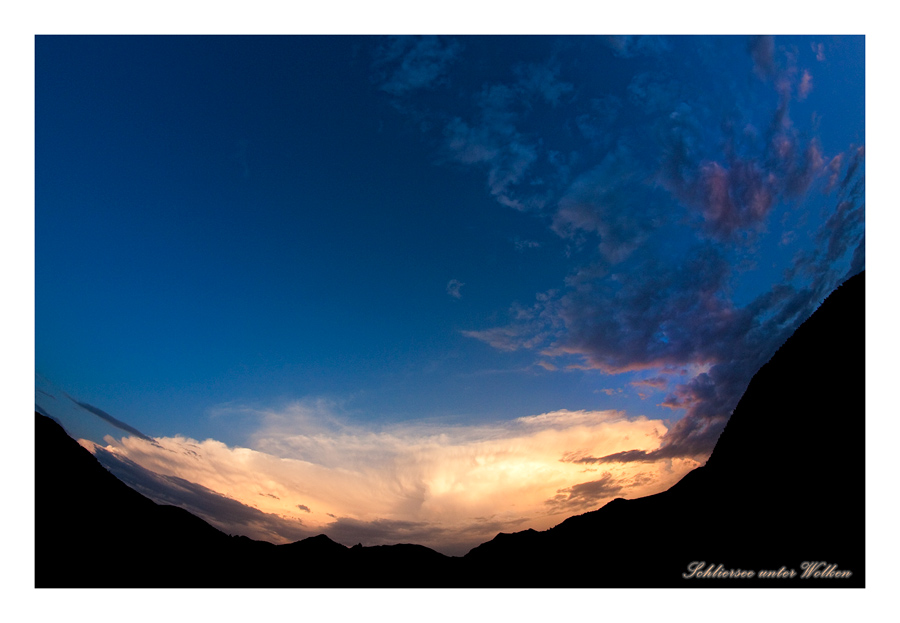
[{"left": 37, "top": 36, "right": 864, "bottom": 461}]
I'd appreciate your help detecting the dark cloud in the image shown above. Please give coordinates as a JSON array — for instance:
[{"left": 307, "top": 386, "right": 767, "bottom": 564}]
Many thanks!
[
  {"left": 546, "top": 244, "right": 737, "bottom": 373},
  {"left": 567, "top": 449, "right": 657, "bottom": 465},
  {"left": 69, "top": 398, "right": 154, "bottom": 443},
  {"left": 297, "top": 504, "right": 311, "bottom": 513},
  {"left": 92, "top": 446, "right": 313, "bottom": 544},
  {"left": 749, "top": 35, "right": 776, "bottom": 79},
  {"left": 470, "top": 156, "right": 862, "bottom": 461},
  {"left": 840, "top": 145, "right": 865, "bottom": 194},
  {"left": 323, "top": 517, "right": 440, "bottom": 544},
  {"left": 545, "top": 472, "right": 625, "bottom": 513}
]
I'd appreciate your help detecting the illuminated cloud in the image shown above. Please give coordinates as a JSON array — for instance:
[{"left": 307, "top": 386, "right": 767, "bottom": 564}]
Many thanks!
[
  {"left": 40, "top": 36, "right": 864, "bottom": 561},
  {"left": 82, "top": 405, "right": 698, "bottom": 555}
]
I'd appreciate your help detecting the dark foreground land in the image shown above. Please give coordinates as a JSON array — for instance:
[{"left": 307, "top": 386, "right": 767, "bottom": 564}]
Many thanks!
[{"left": 35, "top": 272, "right": 865, "bottom": 588}]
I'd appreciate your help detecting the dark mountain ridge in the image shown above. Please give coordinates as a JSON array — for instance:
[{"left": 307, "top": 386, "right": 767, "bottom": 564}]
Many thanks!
[{"left": 35, "top": 271, "right": 864, "bottom": 587}]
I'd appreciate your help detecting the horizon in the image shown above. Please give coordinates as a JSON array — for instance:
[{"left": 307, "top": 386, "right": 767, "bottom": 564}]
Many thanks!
[{"left": 35, "top": 35, "right": 864, "bottom": 555}]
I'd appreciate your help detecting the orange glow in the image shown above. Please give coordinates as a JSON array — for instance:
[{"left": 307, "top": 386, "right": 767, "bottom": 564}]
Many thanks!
[{"left": 84, "top": 406, "right": 702, "bottom": 553}]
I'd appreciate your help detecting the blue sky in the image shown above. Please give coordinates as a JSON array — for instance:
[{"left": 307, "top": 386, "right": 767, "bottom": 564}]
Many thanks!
[{"left": 34, "top": 35, "right": 865, "bottom": 553}]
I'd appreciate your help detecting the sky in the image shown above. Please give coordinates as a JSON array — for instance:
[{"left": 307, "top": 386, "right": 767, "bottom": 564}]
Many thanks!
[{"left": 34, "top": 34, "right": 865, "bottom": 556}]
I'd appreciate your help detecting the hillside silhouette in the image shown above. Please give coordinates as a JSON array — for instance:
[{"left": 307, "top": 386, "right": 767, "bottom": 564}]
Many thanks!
[{"left": 35, "top": 272, "right": 864, "bottom": 587}]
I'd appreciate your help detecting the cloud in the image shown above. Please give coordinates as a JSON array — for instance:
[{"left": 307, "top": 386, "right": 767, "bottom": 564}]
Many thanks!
[
  {"left": 543, "top": 244, "right": 739, "bottom": 374},
  {"left": 602, "top": 36, "right": 670, "bottom": 59},
  {"left": 513, "top": 60, "right": 574, "bottom": 106},
  {"left": 446, "top": 279, "right": 464, "bottom": 299},
  {"left": 442, "top": 99, "right": 541, "bottom": 212},
  {"left": 544, "top": 472, "right": 625, "bottom": 513},
  {"left": 798, "top": 70, "right": 813, "bottom": 100},
  {"left": 370, "top": 35, "right": 863, "bottom": 470},
  {"left": 82, "top": 405, "right": 698, "bottom": 555},
  {"left": 86, "top": 442, "right": 313, "bottom": 544},
  {"left": 395, "top": 51, "right": 576, "bottom": 213},
  {"left": 749, "top": 35, "right": 776, "bottom": 79},
  {"left": 552, "top": 142, "right": 665, "bottom": 262},
  {"left": 512, "top": 237, "right": 541, "bottom": 252},
  {"left": 68, "top": 397, "right": 155, "bottom": 443},
  {"left": 631, "top": 377, "right": 668, "bottom": 390},
  {"left": 465, "top": 147, "right": 863, "bottom": 460},
  {"left": 658, "top": 106, "right": 826, "bottom": 244},
  {"left": 374, "top": 36, "right": 462, "bottom": 96},
  {"left": 812, "top": 42, "right": 826, "bottom": 62}
]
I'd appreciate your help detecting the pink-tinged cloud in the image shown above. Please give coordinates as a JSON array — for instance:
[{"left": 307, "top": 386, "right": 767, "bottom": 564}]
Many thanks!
[
  {"left": 631, "top": 377, "right": 669, "bottom": 390},
  {"left": 798, "top": 70, "right": 813, "bottom": 100}
]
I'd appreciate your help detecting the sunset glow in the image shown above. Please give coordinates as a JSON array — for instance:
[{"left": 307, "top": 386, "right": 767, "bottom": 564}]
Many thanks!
[
  {"left": 36, "top": 34, "right": 863, "bottom": 558},
  {"left": 77, "top": 406, "right": 698, "bottom": 553}
]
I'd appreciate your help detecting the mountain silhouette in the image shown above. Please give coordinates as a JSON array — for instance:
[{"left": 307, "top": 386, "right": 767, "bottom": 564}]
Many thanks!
[{"left": 35, "top": 271, "right": 864, "bottom": 587}]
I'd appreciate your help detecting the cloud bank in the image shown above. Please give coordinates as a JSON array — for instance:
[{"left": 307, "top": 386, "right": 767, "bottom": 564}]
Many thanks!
[{"left": 81, "top": 403, "right": 698, "bottom": 555}]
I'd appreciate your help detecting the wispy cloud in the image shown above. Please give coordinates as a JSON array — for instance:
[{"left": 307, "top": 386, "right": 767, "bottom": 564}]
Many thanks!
[
  {"left": 631, "top": 377, "right": 669, "bottom": 390},
  {"left": 446, "top": 279, "right": 464, "bottom": 299},
  {"left": 511, "top": 236, "right": 541, "bottom": 252},
  {"left": 374, "top": 36, "right": 462, "bottom": 97},
  {"left": 69, "top": 396, "right": 155, "bottom": 443}
]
